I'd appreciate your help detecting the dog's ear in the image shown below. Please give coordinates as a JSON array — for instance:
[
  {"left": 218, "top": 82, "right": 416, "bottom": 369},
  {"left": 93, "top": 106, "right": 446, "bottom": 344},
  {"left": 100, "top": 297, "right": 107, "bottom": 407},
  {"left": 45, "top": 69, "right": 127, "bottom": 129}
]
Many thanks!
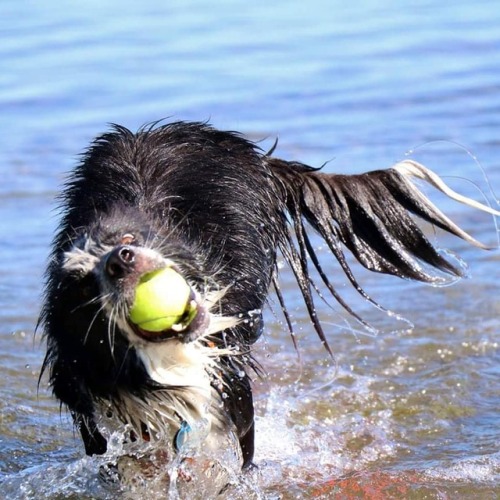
[{"left": 268, "top": 157, "right": 499, "bottom": 353}]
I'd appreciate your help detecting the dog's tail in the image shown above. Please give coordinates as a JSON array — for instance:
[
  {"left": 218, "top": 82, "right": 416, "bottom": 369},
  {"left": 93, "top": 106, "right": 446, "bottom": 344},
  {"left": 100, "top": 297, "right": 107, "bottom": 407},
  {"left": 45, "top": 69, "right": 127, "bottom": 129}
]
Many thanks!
[{"left": 268, "top": 157, "right": 499, "bottom": 354}]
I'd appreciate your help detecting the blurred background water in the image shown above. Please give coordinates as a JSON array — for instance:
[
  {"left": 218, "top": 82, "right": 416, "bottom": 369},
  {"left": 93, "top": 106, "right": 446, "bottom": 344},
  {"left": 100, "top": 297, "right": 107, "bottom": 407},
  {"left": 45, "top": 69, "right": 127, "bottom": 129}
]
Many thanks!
[{"left": 0, "top": 0, "right": 499, "bottom": 498}]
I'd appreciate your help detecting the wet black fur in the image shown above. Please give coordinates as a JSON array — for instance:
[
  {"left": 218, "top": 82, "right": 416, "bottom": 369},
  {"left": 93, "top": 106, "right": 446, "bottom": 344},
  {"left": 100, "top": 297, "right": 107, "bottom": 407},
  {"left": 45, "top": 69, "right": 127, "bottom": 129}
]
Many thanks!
[{"left": 40, "top": 121, "right": 472, "bottom": 468}]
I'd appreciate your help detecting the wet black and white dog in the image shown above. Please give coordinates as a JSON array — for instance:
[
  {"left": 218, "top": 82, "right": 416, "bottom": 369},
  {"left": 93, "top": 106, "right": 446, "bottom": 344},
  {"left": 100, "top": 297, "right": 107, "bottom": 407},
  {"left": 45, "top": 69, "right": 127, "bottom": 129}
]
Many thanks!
[{"left": 40, "top": 121, "right": 497, "bottom": 470}]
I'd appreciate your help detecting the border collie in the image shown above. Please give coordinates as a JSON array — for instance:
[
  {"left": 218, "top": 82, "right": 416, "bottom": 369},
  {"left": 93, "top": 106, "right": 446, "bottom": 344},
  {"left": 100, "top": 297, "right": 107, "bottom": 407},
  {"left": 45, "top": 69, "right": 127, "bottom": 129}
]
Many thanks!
[{"left": 40, "top": 121, "right": 498, "bottom": 475}]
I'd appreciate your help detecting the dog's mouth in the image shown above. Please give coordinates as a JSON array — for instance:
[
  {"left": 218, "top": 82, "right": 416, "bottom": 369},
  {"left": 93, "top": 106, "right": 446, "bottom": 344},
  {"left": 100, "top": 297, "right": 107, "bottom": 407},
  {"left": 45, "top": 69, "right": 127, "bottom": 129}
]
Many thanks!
[
  {"left": 128, "top": 304, "right": 209, "bottom": 343},
  {"left": 127, "top": 267, "right": 209, "bottom": 343}
]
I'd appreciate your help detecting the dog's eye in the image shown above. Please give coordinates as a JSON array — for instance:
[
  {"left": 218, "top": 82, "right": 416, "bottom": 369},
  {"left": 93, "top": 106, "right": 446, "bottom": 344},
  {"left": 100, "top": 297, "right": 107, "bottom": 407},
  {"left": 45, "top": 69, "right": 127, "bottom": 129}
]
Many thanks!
[{"left": 121, "top": 234, "right": 135, "bottom": 245}]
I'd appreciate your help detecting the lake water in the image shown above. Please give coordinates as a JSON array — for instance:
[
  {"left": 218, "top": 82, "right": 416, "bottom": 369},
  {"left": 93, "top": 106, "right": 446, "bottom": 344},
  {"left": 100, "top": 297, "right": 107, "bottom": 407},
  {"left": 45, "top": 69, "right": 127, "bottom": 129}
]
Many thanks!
[{"left": 1, "top": 0, "right": 499, "bottom": 498}]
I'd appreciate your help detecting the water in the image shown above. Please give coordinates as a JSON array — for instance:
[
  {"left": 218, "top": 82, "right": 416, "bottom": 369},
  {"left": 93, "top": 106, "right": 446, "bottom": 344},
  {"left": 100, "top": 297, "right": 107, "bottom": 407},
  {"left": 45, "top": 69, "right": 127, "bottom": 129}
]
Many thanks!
[{"left": 1, "top": 0, "right": 499, "bottom": 497}]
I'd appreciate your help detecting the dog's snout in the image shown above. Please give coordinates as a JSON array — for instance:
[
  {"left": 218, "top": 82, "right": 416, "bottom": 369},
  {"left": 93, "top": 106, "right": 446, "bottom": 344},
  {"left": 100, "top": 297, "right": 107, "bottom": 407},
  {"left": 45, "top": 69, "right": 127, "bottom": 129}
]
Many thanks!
[{"left": 105, "top": 246, "right": 135, "bottom": 278}]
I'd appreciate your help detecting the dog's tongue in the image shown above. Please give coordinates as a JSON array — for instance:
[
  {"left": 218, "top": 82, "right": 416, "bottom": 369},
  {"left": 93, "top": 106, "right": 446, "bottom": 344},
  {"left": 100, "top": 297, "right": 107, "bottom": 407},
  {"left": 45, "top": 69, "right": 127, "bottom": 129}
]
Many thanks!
[{"left": 129, "top": 268, "right": 197, "bottom": 334}]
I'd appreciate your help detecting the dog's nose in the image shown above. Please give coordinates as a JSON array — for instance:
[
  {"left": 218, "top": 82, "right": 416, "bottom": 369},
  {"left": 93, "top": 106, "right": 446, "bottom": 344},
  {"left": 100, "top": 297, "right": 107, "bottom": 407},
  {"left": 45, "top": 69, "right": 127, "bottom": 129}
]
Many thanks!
[{"left": 105, "top": 246, "right": 135, "bottom": 278}]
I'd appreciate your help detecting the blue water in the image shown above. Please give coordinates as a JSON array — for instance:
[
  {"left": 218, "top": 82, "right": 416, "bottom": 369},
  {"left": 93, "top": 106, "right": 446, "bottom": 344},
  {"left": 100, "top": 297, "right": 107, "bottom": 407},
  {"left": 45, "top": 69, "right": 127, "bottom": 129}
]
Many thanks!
[{"left": 1, "top": 0, "right": 499, "bottom": 498}]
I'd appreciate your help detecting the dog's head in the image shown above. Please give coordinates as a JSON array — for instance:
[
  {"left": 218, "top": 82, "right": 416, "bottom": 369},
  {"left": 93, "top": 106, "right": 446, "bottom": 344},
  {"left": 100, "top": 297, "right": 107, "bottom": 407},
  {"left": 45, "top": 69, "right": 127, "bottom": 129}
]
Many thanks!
[
  {"left": 63, "top": 203, "right": 244, "bottom": 346},
  {"left": 61, "top": 205, "right": 239, "bottom": 347}
]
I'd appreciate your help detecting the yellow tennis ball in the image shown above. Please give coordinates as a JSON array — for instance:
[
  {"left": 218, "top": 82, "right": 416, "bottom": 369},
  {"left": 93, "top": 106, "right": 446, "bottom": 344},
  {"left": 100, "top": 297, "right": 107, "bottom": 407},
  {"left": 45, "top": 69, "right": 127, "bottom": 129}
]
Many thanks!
[{"left": 129, "top": 267, "right": 195, "bottom": 332}]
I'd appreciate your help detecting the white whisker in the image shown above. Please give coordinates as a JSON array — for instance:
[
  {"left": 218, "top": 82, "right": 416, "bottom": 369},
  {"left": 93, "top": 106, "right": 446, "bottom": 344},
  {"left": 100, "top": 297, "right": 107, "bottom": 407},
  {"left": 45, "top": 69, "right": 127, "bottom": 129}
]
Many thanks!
[
  {"left": 70, "top": 292, "right": 105, "bottom": 313},
  {"left": 106, "top": 302, "right": 119, "bottom": 358}
]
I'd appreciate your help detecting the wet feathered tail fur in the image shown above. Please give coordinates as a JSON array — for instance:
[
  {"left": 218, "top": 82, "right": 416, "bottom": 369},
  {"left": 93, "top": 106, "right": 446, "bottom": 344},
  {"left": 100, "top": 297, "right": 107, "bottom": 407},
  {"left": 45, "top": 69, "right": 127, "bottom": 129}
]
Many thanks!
[{"left": 269, "top": 156, "right": 499, "bottom": 354}]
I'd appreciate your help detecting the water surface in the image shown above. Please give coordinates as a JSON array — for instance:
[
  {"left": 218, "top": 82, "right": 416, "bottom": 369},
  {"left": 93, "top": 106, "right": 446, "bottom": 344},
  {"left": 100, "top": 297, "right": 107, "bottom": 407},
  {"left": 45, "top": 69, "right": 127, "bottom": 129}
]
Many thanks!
[{"left": 1, "top": 0, "right": 499, "bottom": 498}]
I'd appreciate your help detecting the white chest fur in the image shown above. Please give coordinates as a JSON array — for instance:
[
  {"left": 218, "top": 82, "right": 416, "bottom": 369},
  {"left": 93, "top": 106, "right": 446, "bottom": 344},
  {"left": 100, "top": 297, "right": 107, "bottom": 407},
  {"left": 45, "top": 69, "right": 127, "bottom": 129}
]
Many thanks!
[{"left": 137, "top": 340, "right": 214, "bottom": 402}]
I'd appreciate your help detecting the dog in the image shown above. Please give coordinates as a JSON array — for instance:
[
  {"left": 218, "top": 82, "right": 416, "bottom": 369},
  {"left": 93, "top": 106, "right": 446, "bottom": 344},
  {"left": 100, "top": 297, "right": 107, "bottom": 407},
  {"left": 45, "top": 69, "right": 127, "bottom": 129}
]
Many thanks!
[{"left": 39, "top": 121, "right": 498, "bottom": 474}]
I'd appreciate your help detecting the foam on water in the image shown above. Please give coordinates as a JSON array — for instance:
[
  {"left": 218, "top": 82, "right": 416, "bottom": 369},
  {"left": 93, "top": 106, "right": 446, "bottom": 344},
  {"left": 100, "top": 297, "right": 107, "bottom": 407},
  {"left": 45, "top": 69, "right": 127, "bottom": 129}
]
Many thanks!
[{"left": 424, "top": 452, "right": 500, "bottom": 484}]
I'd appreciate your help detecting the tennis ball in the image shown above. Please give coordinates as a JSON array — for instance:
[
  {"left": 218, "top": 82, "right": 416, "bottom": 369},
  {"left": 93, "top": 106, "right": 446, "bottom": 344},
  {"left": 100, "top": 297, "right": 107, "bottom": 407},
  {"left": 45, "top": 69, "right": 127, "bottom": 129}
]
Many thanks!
[{"left": 129, "top": 267, "right": 196, "bottom": 332}]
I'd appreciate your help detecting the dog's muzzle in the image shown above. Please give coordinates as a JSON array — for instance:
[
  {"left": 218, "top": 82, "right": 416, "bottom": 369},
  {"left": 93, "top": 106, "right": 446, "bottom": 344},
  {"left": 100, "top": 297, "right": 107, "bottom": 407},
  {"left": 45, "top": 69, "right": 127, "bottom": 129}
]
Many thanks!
[{"left": 103, "top": 245, "right": 209, "bottom": 343}]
